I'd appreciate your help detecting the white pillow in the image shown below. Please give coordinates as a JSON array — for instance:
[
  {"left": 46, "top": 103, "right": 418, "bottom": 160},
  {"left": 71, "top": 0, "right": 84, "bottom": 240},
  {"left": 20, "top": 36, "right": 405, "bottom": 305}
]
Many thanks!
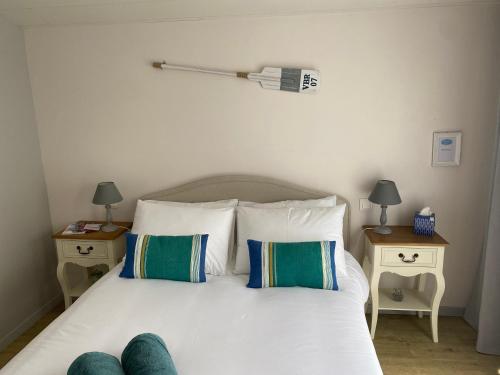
[
  {"left": 238, "top": 195, "right": 336, "bottom": 208},
  {"left": 139, "top": 199, "right": 238, "bottom": 269},
  {"left": 234, "top": 204, "right": 347, "bottom": 276},
  {"left": 131, "top": 200, "right": 236, "bottom": 275}
]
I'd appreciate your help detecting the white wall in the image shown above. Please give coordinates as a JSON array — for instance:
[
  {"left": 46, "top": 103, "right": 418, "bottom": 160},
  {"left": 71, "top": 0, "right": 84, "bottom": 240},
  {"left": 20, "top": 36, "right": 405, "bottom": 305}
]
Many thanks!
[
  {"left": 24, "top": 5, "right": 500, "bottom": 308},
  {"left": 0, "top": 15, "right": 59, "bottom": 349}
]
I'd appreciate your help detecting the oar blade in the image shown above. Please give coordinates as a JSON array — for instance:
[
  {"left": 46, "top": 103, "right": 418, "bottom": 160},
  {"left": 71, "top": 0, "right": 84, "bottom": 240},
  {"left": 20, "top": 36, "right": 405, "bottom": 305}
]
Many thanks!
[
  {"left": 252, "top": 67, "right": 281, "bottom": 90},
  {"left": 259, "top": 67, "right": 282, "bottom": 78},
  {"left": 280, "top": 68, "right": 319, "bottom": 93},
  {"left": 258, "top": 81, "right": 281, "bottom": 91},
  {"left": 251, "top": 67, "right": 320, "bottom": 94}
]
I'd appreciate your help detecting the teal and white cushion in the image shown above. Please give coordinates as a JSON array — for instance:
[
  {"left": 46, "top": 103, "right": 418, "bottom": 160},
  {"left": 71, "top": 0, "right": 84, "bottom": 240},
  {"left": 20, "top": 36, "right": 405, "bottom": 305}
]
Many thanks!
[
  {"left": 247, "top": 240, "right": 338, "bottom": 290},
  {"left": 120, "top": 233, "right": 208, "bottom": 282}
]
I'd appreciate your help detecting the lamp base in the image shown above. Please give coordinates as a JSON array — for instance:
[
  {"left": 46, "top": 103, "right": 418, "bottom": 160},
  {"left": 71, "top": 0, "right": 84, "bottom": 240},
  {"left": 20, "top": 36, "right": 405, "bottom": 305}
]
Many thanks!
[
  {"left": 374, "top": 225, "right": 392, "bottom": 235},
  {"left": 101, "top": 223, "right": 119, "bottom": 232}
]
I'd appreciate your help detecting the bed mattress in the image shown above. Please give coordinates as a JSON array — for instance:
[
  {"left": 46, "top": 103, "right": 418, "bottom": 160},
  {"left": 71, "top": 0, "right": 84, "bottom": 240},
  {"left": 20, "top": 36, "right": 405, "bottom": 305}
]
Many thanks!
[{"left": 1, "top": 253, "right": 382, "bottom": 374}]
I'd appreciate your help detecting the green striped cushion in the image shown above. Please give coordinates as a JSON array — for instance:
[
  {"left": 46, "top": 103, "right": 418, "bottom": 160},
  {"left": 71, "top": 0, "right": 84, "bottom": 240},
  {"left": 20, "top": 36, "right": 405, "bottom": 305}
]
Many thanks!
[
  {"left": 247, "top": 240, "right": 338, "bottom": 290},
  {"left": 120, "top": 233, "right": 208, "bottom": 282}
]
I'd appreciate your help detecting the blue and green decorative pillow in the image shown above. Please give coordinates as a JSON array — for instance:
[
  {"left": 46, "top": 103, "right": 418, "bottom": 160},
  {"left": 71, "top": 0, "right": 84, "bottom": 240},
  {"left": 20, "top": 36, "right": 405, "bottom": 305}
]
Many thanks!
[
  {"left": 120, "top": 233, "right": 208, "bottom": 282},
  {"left": 247, "top": 240, "right": 338, "bottom": 290}
]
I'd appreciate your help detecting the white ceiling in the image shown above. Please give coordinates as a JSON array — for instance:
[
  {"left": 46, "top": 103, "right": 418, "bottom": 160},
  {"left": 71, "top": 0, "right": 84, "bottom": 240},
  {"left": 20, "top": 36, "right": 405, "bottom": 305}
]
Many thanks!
[{"left": 0, "top": 0, "right": 497, "bottom": 27}]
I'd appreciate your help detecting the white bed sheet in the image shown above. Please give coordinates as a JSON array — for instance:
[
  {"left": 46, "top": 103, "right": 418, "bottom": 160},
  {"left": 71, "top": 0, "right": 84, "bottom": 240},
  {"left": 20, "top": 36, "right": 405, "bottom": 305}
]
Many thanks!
[{"left": 1, "top": 253, "right": 382, "bottom": 375}]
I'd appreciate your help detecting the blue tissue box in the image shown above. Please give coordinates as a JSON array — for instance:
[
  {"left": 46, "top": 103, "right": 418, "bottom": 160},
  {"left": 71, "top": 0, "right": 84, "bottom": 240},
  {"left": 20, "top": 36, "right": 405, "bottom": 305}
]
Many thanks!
[{"left": 413, "top": 212, "right": 435, "bottom": 236}]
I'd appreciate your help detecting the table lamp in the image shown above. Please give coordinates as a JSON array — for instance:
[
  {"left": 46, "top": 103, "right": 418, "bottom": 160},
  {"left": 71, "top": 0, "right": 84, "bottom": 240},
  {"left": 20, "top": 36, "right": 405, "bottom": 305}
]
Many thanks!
[
  {"left": 92, "top": 182, "right": 123, "bottom": 232},
  {"left": 368, "top": 180, "right": 401, "bottom": 235}
]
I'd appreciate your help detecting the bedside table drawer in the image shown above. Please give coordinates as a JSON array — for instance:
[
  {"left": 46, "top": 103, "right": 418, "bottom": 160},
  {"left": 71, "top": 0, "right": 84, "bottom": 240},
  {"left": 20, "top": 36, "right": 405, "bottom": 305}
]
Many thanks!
[
  {"left": 62, "top": 241, "right": 108, "bottom": 259},
  {"left": 381, "top": 247, "right": 437, "bottom": 267}
]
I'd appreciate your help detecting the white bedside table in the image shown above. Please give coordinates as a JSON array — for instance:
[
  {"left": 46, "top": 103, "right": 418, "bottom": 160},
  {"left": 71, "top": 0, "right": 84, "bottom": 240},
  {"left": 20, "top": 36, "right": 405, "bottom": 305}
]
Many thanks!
[
  {"left": 363, "top": 226, "right": 448, "bottom": 343},
  {"left": 53, "top": 221, "right": 132, "bottom": 309}
]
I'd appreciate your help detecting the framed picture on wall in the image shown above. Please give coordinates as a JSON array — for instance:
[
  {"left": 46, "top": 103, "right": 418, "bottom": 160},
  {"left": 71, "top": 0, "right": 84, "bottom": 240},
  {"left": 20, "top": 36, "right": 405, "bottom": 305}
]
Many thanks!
[{"left": 432, "top": 131, "right": 462, "bottom": 167}]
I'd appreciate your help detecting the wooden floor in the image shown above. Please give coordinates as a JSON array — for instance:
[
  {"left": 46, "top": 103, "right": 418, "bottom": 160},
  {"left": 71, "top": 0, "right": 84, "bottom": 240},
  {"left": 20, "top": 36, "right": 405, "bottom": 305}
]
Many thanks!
[
  {"left": 373, "top": 314, "right": 500, "bottom": 375},
  {"left": 0, "top": 305, "right": 499, "bottom": 374},
  {"left": 0, "top": 304, "right": 64, "bottom": 370}
]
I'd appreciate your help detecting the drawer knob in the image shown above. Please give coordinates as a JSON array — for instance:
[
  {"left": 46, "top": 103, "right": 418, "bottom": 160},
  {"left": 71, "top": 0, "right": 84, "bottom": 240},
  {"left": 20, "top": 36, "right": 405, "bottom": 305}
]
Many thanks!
[{"left": 398, "top": 253, "right": 419, "bottom": 263}]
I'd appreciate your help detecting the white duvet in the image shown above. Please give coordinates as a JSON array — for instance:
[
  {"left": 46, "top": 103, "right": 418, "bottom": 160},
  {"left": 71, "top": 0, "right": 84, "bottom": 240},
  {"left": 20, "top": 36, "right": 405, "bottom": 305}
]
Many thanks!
[{"left": 1, "top": 253, "right": 382, "bottom": 375}]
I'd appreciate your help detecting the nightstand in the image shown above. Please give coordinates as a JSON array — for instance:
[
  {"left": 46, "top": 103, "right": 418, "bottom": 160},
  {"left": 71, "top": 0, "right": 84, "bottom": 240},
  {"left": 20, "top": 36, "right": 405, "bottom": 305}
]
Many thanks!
[
  {"left": 363, "top": 225, "right": 448, "bottom": 343},
  {"left": 53, "top": 221, "right": 132, "bottom": 309}
]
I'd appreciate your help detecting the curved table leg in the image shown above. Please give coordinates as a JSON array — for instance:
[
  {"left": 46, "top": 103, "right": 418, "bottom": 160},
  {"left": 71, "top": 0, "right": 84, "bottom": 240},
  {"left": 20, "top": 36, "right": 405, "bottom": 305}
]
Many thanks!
[
  {"left": 431, "top": 273, "right": 445, "bottom": 343},
  {"left": 417, "top": 273, "right": 427, "bottom": 318},
  {"left": 57, "top": 262, "right": 71, "bottom": 309},
  {"left": 370, "top": 272, "right": 381, "bottom": 339}
]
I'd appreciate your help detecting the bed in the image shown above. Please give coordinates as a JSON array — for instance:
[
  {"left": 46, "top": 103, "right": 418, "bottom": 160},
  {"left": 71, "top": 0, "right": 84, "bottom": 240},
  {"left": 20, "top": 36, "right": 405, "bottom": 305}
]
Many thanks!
[{"left": 1, "top": 175, "right": 383, "bottom": 375}]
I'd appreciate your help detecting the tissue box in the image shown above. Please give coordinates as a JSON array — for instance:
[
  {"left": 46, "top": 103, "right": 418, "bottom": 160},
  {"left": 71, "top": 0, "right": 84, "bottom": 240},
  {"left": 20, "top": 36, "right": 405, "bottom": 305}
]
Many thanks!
[{"left": 413, "top": 212, "right": 435, "bottom": 236}]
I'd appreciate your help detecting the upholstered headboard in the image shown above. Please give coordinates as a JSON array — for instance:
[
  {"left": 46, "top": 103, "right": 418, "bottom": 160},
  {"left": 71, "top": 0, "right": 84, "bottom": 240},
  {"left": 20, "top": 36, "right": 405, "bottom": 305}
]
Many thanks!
[{"left": 141, "top": 175, "right": 351, "bottom": 249}]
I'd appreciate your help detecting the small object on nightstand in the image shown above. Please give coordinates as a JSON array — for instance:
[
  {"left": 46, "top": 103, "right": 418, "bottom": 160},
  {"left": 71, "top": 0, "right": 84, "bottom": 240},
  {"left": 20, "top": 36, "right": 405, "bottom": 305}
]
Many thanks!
[
  {"left": 414, "top": 207, "right": 436, "bottom": 236},
  {"left": 362, "top": 225, "right": 448, "bottom": 343},
  {"left": 92, "top": 182, "right": 123, "bottom": 232},
  {"left": 84, "top": 223, "right": 102, "bottom": 232},
  {"left": 53, "top": 221, "right": 132, "bottom": 309},
  {"left": 368, "top": 180, "right": 402, "bottom": 235},
  {"left": 62, "top": 222, "right": 86, "bottom": 235},
  {"left": 62, "top": 222, "right": 102, "bottom": 235},
  {"left": 392, "top": 288, "right": 404, "bottom": 302}
]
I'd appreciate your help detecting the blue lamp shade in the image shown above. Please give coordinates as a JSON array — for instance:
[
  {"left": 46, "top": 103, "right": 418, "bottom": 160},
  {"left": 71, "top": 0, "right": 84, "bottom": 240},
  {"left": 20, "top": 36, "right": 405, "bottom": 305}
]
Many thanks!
[{"left": 92, "top": 182, "right": 123, "bottom": 206}]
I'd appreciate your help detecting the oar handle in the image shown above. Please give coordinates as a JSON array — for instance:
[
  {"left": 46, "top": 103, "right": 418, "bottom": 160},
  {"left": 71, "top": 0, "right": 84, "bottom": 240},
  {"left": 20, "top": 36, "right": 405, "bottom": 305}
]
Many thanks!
[{"left": 152, "top": 61, "right": 240, "bottom": 78}]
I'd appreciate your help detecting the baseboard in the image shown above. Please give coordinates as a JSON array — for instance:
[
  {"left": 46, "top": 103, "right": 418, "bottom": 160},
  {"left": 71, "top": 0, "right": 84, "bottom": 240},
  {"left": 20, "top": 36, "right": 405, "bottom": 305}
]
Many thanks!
[
  {"left": 0, "top": 293, "right": 63, "bottom": 351},
  {"left": 438, "top": 306, "right": 465, "bottom": 317},
  {"left": 365, "top": 304, "right": 465, "bottom": 317}
]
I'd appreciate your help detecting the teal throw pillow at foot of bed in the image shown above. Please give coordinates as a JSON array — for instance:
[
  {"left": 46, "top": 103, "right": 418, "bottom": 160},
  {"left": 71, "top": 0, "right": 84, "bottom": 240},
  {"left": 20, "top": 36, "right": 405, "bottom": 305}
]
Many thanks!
[
  {"left": 121, "top": 333, "right": 178, "bottom": 375},
  {"left": 68, "top": 352, "right": 125, "bottom": 375}
]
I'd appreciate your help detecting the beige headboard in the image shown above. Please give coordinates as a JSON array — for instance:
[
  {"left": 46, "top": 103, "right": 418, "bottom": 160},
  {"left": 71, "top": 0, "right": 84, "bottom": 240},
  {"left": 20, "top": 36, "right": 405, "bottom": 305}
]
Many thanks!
[{"left": 141, "top": 175, "right": 351, "bottom": 249}]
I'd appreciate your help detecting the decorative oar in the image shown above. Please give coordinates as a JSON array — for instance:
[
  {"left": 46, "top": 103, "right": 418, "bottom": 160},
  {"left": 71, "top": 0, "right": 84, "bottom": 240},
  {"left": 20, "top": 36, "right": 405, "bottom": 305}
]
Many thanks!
[{"left": 152, "top": 61, "right": 320, "bottom": 94}]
